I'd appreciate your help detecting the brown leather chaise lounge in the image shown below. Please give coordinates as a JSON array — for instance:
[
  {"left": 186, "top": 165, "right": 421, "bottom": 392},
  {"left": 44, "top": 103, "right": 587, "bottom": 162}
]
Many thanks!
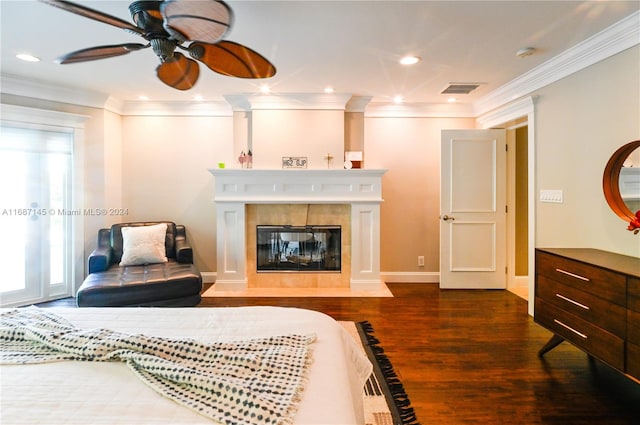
[{"left": 76, "top": 221, "right": 202, "bottom": 307}]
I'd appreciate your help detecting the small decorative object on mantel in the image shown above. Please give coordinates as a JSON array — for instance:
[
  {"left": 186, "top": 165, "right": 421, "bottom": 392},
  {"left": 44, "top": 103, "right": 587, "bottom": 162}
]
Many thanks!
[
  {"left": 282, "top": 156, "right": 308, "bottom": 169},
  {"left": 324, "top": 153, "right": 334, "bottom": 169},
  {"left": 627, "top": 210, "right": 640, "bottom": 234},
  {"left": 238, "top": 150, "right": 253, "bottom": 168},
  {"left": 345, "top": 151, "right": 363, "bottom": 169}
]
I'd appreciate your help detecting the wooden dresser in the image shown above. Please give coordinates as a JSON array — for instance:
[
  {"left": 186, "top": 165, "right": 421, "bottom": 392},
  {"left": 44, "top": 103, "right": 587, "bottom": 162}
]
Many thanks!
[{"left": 535, "top": 248, "right": 640, "bottom": 381}]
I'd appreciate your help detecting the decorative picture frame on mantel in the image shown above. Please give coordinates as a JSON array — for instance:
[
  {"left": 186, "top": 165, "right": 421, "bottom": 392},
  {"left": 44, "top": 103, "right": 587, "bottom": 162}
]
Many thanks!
[
  {"left": 282, "top": 156, "right": 308, "bottom": 169},
  {"left": 345, "top": 151, "right": 363, "bottom": 169}
]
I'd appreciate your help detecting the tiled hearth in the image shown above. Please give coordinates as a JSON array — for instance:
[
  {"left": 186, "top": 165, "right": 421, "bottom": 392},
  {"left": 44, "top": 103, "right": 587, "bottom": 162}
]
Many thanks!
[{"left": 209, "top": 169, "right": 386, "bottom": 291}]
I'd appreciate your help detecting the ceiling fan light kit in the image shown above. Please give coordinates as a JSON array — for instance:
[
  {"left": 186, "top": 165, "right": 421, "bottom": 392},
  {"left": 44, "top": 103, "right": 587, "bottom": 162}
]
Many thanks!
[
  {"left": 38, "top": 0, "right": 276, "bottom": 91},
  {"left": 150, "top": 38, "right": 178, "bottom": 61}
]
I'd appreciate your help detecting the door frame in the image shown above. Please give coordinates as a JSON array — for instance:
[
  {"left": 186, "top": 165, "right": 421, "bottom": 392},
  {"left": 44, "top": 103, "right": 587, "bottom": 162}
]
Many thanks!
[
  {"left": 477, "top": 96, "right": 536, "bottom": 316},
  {"left": 505, "top": 122, "right": 529, "bottom": 300}
]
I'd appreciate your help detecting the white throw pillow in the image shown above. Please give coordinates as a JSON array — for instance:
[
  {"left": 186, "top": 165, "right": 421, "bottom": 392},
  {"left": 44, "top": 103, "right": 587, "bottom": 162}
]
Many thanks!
[{"left": 119, "top": 223, "right": 168, "bottom": 266}]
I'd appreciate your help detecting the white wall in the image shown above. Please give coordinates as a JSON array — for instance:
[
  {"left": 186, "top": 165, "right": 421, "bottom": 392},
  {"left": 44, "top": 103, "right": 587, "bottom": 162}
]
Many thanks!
[
  {"left": 251, "top": 110, "right": 344, "bottom": 169},
  {"left": 121, "top": 115, "right": 233, "bottom": 271},
  {"left": 103, "top": 109, "right": 123, "bottom": 221},
  {"left": 364, "top": 116, "right": 476, "bottom": 274},
  {"left": 534, "top": 46, "right": 640, "bottom": 257}
]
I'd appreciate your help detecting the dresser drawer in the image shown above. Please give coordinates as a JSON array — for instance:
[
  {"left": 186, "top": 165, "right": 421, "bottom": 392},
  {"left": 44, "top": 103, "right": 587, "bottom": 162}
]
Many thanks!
[
  {"left": 536, "top": 251, "right": 626, "bottom": 306},
  {"left": 626, "top": 342, "right": 640, "bottom": 380},
  {"left": 628, "top": 308, "right": 640, "bottom": 345},
  {"left": 535, "top": 298, "right": 624, "bottom": 370},
  {"left": 629, "top": 277, "right": 640, "bottom": 313},
  {"left": 536, "top": 275, "right": 626, "bottom": 337}
]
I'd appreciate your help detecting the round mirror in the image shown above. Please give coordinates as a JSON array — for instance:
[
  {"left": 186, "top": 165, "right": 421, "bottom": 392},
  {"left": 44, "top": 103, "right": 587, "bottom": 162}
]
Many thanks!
[{"left": 603, "top": 140, "right": 640, "bottom": 223}]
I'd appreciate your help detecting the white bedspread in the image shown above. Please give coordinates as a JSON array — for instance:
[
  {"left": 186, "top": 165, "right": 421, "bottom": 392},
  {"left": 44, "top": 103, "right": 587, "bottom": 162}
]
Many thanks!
[{"left": 0, "top": 306, "right": 372, "bottom": 425}]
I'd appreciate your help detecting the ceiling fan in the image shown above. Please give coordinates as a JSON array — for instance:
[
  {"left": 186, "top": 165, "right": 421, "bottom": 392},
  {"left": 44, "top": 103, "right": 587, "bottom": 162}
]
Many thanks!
[{"left": 39, "top": 0, "right": 276, "bottom": 90}]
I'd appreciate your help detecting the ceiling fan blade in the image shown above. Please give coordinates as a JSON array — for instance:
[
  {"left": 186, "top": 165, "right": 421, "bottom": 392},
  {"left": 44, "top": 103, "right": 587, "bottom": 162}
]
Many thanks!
[
  {"left": 38, "top": 0, "right": 145, "bottom": 36},
  {"left": 156, "top": 52, "right": 200, "bottom": 90},
  {"left": 55, "top": 43, "right": 149, "bottom": 64},
  {"left": 189, "top": 41, "right": 276, "bottom": 79},
  {"left": 161, "top": 0, "right": 232, "bottom": 43}
]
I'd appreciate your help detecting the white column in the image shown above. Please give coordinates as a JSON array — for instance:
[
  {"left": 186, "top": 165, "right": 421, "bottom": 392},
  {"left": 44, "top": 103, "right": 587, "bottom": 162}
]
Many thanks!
[
  {"left": 215, "top": 202, "right": 247, "bottom": 289},
  {"left": 350, "top": 202, "right": 382, "bottom": 289}
]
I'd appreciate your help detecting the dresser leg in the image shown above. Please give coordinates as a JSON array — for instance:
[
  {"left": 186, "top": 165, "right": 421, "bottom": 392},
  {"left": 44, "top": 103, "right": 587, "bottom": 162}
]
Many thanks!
[{"left": 538, "top": 334, "right": 565, "bottom": 357}]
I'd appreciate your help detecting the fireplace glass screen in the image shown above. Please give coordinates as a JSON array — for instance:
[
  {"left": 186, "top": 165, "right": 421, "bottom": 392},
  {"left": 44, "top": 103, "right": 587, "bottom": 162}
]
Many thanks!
[{"left": 257, "top": 225, "right": 341, "bottom": 272}]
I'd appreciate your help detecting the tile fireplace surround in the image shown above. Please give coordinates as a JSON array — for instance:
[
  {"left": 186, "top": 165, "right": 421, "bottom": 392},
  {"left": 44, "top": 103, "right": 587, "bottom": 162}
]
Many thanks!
[{"left": 209, "top": 169, "right": 387, "bottom": 291}]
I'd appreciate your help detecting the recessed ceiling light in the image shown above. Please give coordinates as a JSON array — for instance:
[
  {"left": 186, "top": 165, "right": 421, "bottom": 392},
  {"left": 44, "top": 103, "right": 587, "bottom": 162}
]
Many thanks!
[
  {"left": 260, "top": 85, "right": 270, "bottom": 94},
  {"left": 138, "top": 95, "right": 149, "bottom": 101},
  {"left": 16, "top": 53, "right": 40, "bottom": 62},
  {"left": 194, "top": 94, "right": 204, "bottom": 101},
  {"left": 324, "top": 86, "right": 335, "bottom": 94},
  {"left": 399, "top": 55, "right": 421, "bottom": 65},
  {"left": 447, "top": 97, "right": 457, "bottom": 103},
  {"left": 393, "top": 95, "right": 404, "bottom": 104}
]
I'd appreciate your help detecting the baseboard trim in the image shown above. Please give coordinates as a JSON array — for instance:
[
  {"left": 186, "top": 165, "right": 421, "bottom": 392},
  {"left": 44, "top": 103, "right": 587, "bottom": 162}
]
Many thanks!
[
  {"left": 200, "top": 272, "right": 217, "bottom": 284},
  {"left": 350, "top": 279, "right": 387, "bottom": 291},
  {"left": 512, "top": 276, "right": 528, "bottom": 289},
  {"left": 202, "top": 271, "right": 439, "bottom": 284},
  {"left": 381, "top": 272, "right": 439, "bottom": 283}
]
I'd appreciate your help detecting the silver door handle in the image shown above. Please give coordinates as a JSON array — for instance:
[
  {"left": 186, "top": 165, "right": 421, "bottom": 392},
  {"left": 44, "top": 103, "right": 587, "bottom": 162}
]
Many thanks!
[{"left": 441, "top": 215, "right": 455, "bottom": 221}]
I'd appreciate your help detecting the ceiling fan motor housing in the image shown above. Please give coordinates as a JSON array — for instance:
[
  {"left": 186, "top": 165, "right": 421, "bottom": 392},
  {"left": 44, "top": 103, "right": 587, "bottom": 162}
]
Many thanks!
[{"left": 129, "top": 0, "right": 166, "bottom": 36}]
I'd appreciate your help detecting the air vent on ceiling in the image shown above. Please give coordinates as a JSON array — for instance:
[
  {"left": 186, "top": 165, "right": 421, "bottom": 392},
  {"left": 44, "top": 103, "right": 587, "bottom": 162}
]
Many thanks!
[{"left": 441, "top": 83, "right": 481, "bottom": 95}]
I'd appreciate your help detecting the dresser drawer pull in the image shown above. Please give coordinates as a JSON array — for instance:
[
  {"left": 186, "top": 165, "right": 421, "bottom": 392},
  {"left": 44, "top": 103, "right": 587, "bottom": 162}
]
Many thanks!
[
  {"left": 555, "top": 293, "right": 590, "bottom": 310},
  {"left": 555, "top": 268, "right": 590, "bottom": 282},
  {"left": 553, "top": 319, "right": 588, "bottom": 339}
]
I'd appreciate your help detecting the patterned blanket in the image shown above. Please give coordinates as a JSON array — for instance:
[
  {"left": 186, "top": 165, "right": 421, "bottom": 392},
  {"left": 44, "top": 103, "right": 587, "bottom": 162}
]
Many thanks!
[{"left": 0, "top": 308, "right": 315, "bottom": 425}]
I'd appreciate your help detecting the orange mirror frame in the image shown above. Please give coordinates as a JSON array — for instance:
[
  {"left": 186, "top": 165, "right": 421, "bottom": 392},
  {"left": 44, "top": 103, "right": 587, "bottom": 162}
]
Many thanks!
[{"left": 603, "top": 140, "right": 640, "bottom": 222}]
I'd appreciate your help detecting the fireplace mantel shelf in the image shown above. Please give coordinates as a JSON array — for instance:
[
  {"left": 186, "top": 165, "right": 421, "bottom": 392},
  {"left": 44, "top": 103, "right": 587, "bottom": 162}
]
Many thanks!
[
  {"left": 209, "top": 168, "right": 387, "bottom": 204},
  {"left": 209, "top": 168, "right": 387, "bottom": 177}
]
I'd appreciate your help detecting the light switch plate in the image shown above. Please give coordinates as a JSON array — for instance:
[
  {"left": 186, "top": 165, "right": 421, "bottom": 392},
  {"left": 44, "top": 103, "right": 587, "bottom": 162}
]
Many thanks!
[{"left": 540, "top": 189, "right": 563, "bottom": 203}]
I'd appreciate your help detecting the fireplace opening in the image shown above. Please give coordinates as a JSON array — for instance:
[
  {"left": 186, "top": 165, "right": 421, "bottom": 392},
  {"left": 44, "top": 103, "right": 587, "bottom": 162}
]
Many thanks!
[{"left": 257, "top": 225, "right": 341, "bottom": 272}]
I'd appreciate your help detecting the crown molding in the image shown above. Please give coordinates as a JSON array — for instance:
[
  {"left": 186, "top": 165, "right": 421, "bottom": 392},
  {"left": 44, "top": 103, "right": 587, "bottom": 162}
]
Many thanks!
[
  {"left": 365, "top": 102, "right": 475, "bottom": 118},
  {"left": 473, "top": 10, "right": 640, "bottom": 116},
  {"left": 1, "top": 74, "right": 110, "bottom": 109},
  {"left": 1, "top": 103, "right": 90, "bottom": 128},
  {"left": 118, "top": 100, "right": 233, "bottom": 116},
  {"left": 103, "top": 96, "right": 125, "bottom": 115},
  {"left": 476, "top": 96, "right": 537, "bottom": 130},
  {"left": 224, "top": 93, "right": 353, "bottom": 111},
  {"left": 345, "top": 96, "right": 372, "bottom": 112}
]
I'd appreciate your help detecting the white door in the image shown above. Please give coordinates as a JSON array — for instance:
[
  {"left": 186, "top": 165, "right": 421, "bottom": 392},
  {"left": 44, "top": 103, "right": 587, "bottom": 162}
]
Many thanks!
[
  {"left": 0, "top": 125, "right": 74, "bottom": 306},
  {"left": 440, "top": 129, "right": 507, "bottom": 289}
]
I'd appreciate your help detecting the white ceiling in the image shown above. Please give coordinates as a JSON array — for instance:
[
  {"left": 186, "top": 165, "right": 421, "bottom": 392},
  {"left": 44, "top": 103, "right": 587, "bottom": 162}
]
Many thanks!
[{"left": 1, "top": 1, "right": 639, "bottom": 107}]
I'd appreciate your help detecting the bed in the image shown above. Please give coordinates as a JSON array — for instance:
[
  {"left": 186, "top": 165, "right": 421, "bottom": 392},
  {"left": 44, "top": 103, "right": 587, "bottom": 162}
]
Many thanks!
[{"left": 0, "top": 306, "right": 373, "bottom": 425}]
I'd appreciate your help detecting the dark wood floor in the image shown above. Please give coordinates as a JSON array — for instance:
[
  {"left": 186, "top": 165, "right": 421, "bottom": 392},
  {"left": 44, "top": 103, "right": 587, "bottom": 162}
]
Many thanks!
[{"left": 37, "top": 283, "right": 640, "bottom": 424}]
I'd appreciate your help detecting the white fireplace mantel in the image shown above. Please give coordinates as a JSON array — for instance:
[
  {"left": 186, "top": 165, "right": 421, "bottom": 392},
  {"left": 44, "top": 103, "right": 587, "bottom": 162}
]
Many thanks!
[{"left": 209, "top": 168, "right": 387, "bottom": 290}]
